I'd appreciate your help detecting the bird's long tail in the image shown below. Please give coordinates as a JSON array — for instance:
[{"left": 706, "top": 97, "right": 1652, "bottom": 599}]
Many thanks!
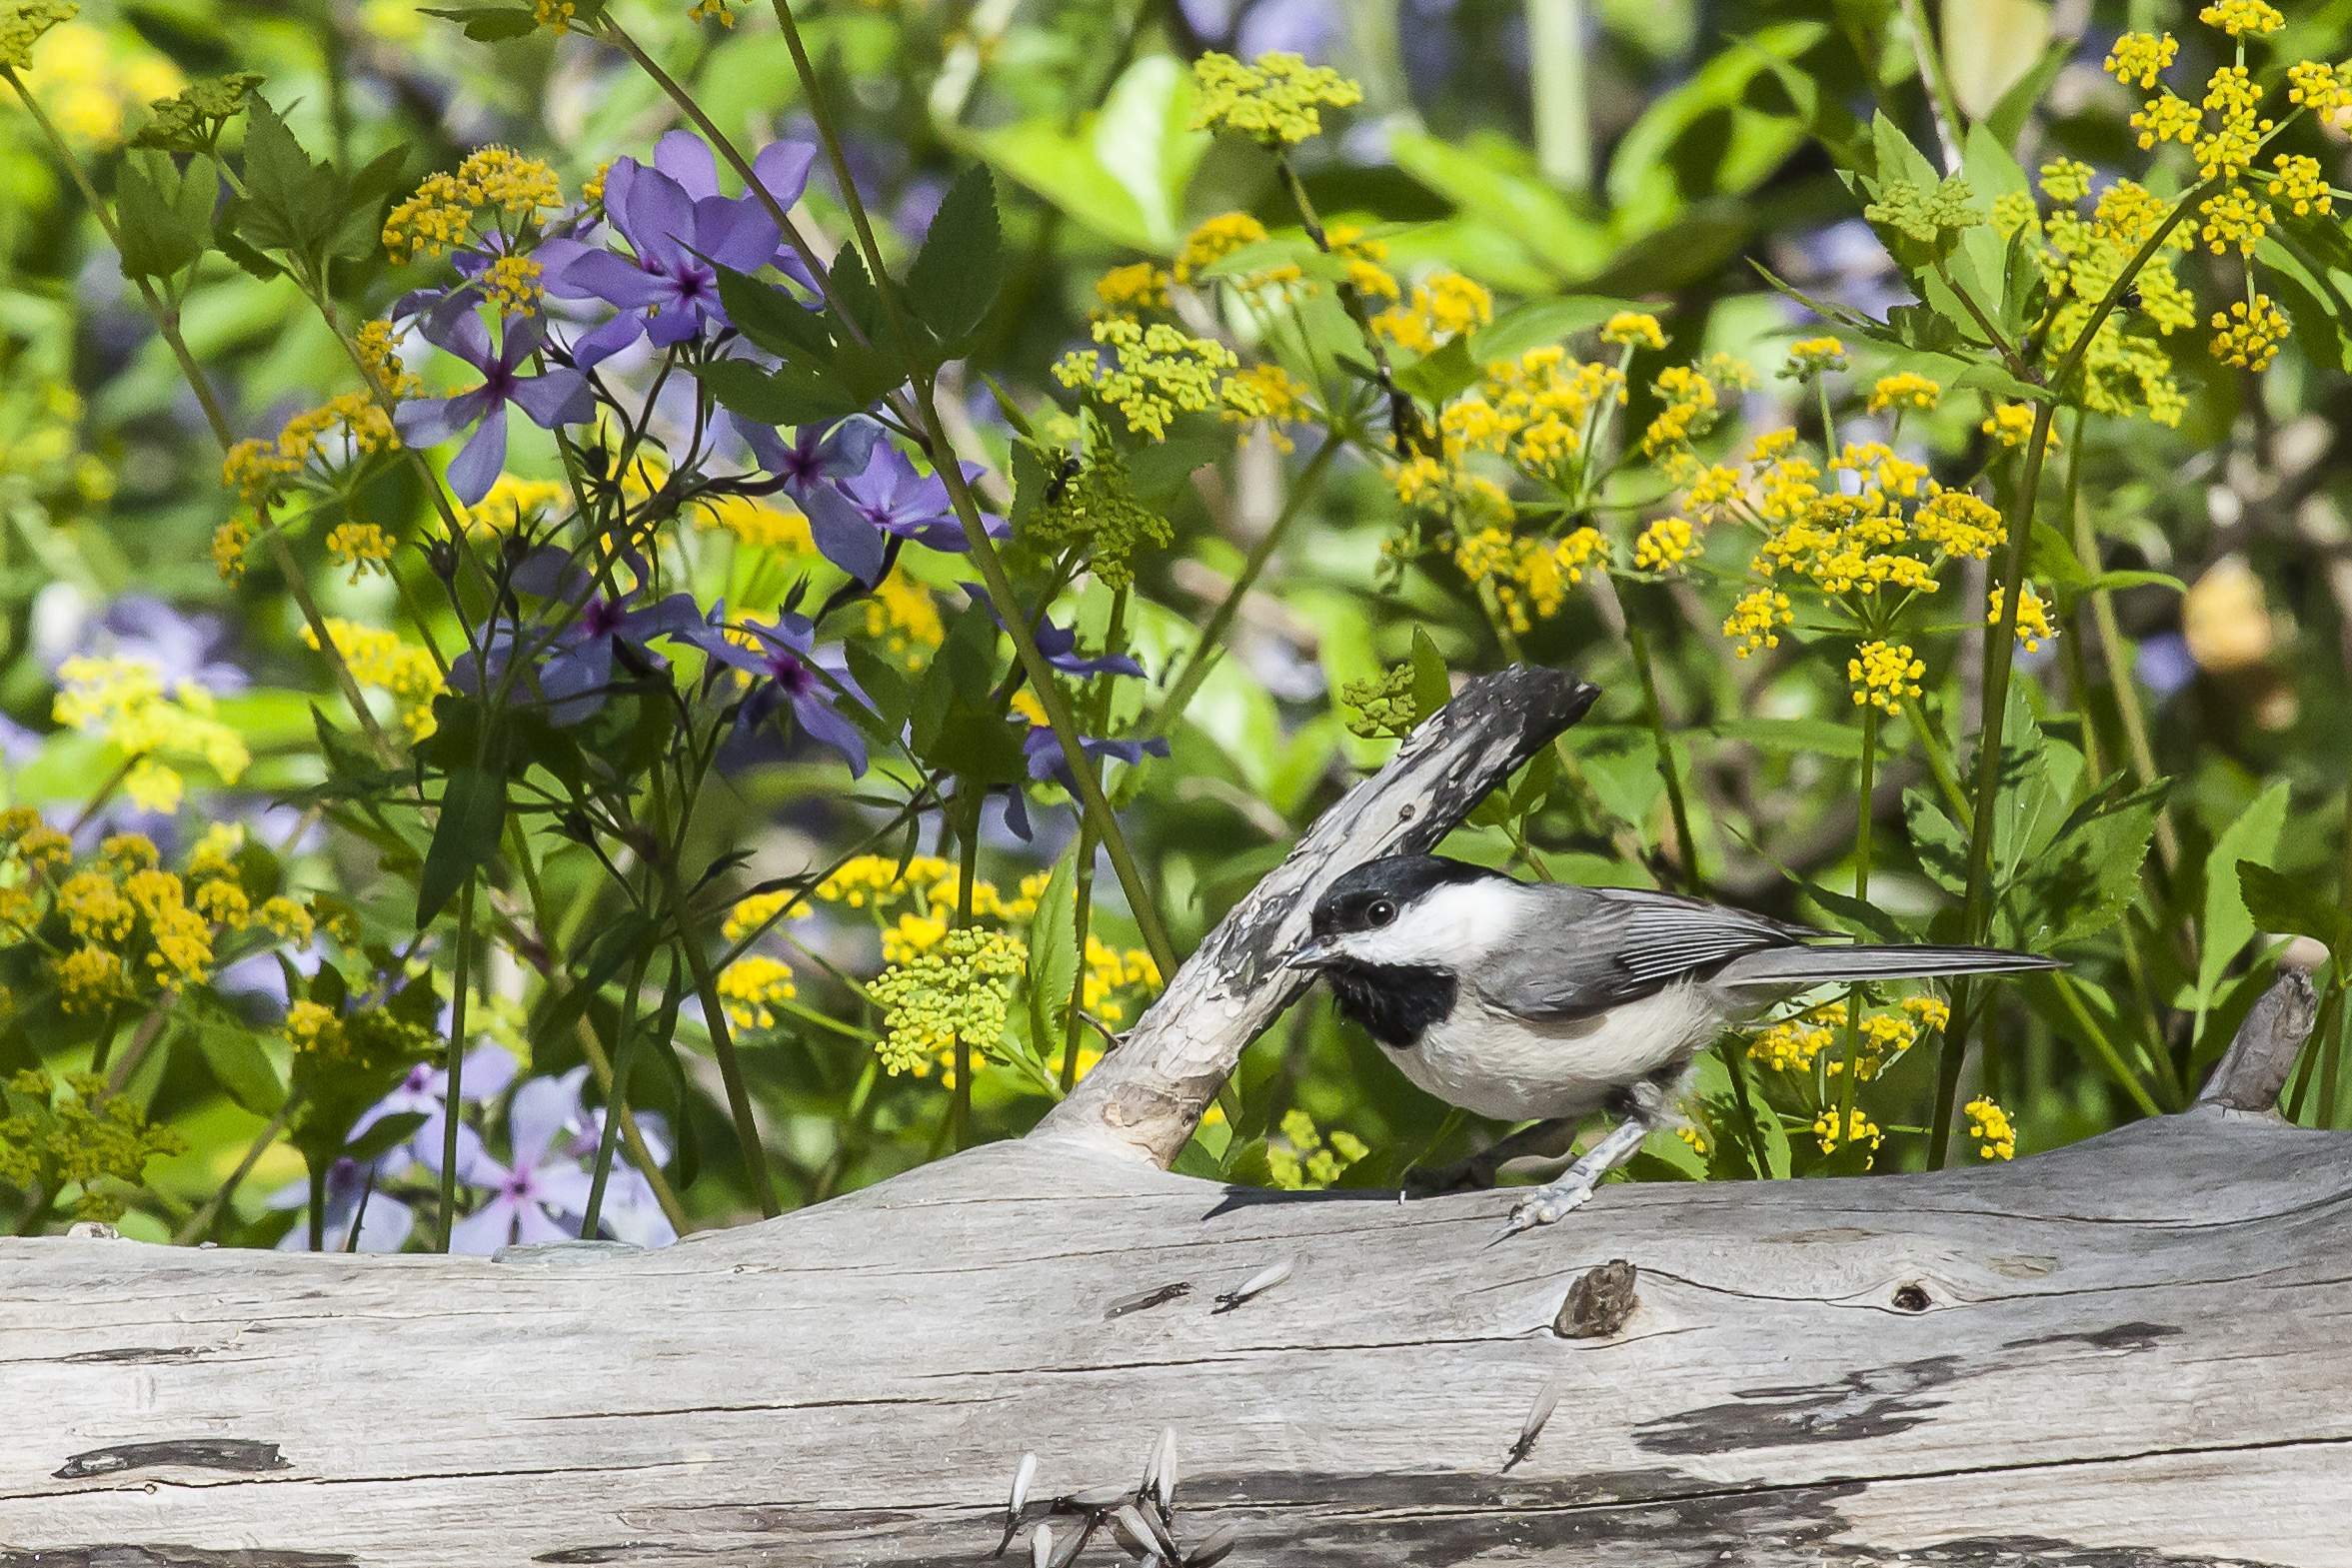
[{"left": 1717, "top": 943, "right": 2062, "bottom": 990}]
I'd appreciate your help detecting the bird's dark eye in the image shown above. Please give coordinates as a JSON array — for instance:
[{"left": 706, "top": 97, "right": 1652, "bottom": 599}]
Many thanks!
[{"left": 1365, "top": 899, "right": 1395, "bottom": 928}]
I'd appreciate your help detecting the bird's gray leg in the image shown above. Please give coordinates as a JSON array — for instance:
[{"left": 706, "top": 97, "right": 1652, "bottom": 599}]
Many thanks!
[{"left": 1497, "top": 1082, "right": 1672, "bottom": 1239}]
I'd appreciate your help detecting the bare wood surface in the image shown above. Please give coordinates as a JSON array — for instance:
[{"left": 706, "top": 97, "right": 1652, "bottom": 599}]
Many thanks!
[
  {"left": 1041, "top": 665, "right": 1599, "bottom": 1166},
  {"left": 3, "top": 675, "right": 2343, "bottom": 1566},
  {"left": 2, "top": 1104, "right": 2347, "bottom": 1566}
]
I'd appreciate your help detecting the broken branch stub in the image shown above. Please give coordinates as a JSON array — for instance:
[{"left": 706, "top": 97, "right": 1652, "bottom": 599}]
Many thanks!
[
  {"left": 2198, "top": 966, "right": 2320, "bottom": 1113},
  {"left": 1036, "top": 665, "right": 1600, "bottom": 1167}
]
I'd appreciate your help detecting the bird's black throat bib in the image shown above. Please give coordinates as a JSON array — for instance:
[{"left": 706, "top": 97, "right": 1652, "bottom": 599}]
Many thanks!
[{"left": 1319, "top": 960, "right": 1457, "bottom": 1049}]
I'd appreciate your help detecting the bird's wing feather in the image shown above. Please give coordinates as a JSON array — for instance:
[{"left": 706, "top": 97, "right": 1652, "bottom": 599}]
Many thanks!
[{"left": 1472, "top": 885, "right": 1824, "bottom": 1019}]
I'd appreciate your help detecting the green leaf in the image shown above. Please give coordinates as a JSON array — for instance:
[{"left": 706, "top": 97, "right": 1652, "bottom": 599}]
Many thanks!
[
  {"left": 1982, "top": 39, "right": 2069, "bottom": 146},
  {"left": 344, "top": 1110, "right": 430, "bottom": 1165},
  {"left": 1901, "top": 787, "right": 1970, "bottom": 897},
  {"left": 844, "top": 643, "right": 913, "bottom": 731},
  {"left": 417, "top": 766, "right": 507, "bottom": 927},
  {"left": 698, "top": 356, "right": 862, "bottom": 428},
  {"left": 1091, "top": 54, "right": 1207, "bottom": 251},
  {"left": 2195, "top": 780, "right": 2291, "bottom": 1015},
  {"left": 234, "top": 98, "right": 342, "bottom": 270},
  {"left": 713, "top": 262, "right": 836, "bottom": 363},
  {"left": 2239, "top": 861, "right": 2352, "bottom": 960},
  {"left": 1943, "top": 0, "right": 2052, "bottom": 122},
  {"left": 906, "top": 164, "right": 1004, "bottom": 346},
  {"left": 2006, "top": 777, "right": 2163, "bottom": 944},
  {"left": 1704, "top": 716, "right": 1865, "bottom": 761},
  {"left": 1025, "top": 849, "right": 1079, "bottom": 1057},
  {"left": 1392, "top": 334, "right": 1478, "bottom": 405},
  {"left": 1407, "top": 630, "right": 1450, "bottom": 726},
  {"left": 115, "top": 151, "right": 211, "bottom": 280},
  {"left": 1468, "top": 296, "right": 1649, "bottom": 364},
  {"left": 193, "top": 1017, "right": 288, "bottom": 1115}
]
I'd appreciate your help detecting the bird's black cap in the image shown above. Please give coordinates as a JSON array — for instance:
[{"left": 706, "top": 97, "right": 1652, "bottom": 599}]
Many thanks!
[{"left": 1309, "top": 855, "right": 1505, "bottom": 935}]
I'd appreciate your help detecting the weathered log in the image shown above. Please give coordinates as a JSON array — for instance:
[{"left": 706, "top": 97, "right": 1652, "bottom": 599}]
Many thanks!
[{"left": 3, "top": 668, "right": 2345, "bottom": 1567}]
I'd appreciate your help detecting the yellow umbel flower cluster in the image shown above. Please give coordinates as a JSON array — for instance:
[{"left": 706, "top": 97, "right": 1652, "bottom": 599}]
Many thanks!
[
  {"left": 383, "top": 146, "right": 562, "bottom": 264},
  {"left": 1811, "top": 1107, "right": 1882, "bottom": 1161},
  {"left": 1189, "top": 51, "right": 1362, "bottom": 147},
  {"left": 1782, "top": 335, "right": 1847, "bottom": 378},
  {"left": 1848, "top": 640, "right": 1925, "bottom": 716},
  {"left": 718, "top": 954, "right": 797, "bottom": 1030},
  {"left": 1965, "top": 1094, "right": 2017, "bottom": 1159},
  {"left": 0, "top": 1069, "right": 186, "bottom": 1223},
  {"left": 1631, "top": 516, "right": 1701, "bottom": 573},
  {"left": 1721, "top": 587, "right": 1793, "bottom": 659},
  {"left": 324, "top": 521, "right": 396, "bottom": 584},
  {"left": 1640, "top": 364, "right": 1721, "bottom": 456},
  {"left": 53, "top": 657, "right": 251, "bottom": 812},
  {"left": 302, "top": 619, "right": 445, "bottom": 742},
  {"left": 1979, "top": 403, "right": 2054, "bottom": 450},
  {"left": 867, "top": 926, "right": 1027, "bottom": 1077},
  {"left": 459, "top": 475, "right": 570, "bottom": 535},
  {"left": 1865, "top": 372, "right": 1941, "bottom": 416},
  {"left": 1093, "top": 262, "right": 1172, "bottom": 319},
  {"left": 1599, "top": 311, "right": 1666, "bottom": 351},
  {"left": 2007, "top": 166, "right": 2195, "bottom": 425},
  {"left": 0, "top": 0, "right": 77, "bottom": 70},
  {"left": 1988, "top": 584, "right": 2058, "bottom": 653},
  {"left": 2211, "top": 294, "right": 2289, "bottom": 371},
  {"left": 1451, "top": 525, "right": 1608, "bottom": 634},
  {"left": 1173, "top": 212, "right": 1287, "bottom": 288},
  {"left": 222, "top": 394, "right": 401, "bottom": 509},
  {"left": 1053, "top": 318, "right": 1267, "bottom": 440},
  {"left": 1371, "top": 272, "right": 1493, "bottom": 353},
  {"left": 8, "top": 16, "right": 183, "bottom": 150}
]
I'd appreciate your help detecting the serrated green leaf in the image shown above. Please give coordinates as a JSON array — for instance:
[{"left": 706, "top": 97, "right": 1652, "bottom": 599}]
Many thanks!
[
  {"left": 115, "top": 151, "right": 211, "bottom": 281},
  {"left": 1902, "top": 786, "right": 1970, "bottom": 897},
  {"left": 1025, "top": 849, "right": 1080, "bottom": 1058},
  {"left": 714, "top": 262, "right": 836, "bottom": 362},
  {"left": 907, "top": 164, "right": 1004, "bottom": 345}
]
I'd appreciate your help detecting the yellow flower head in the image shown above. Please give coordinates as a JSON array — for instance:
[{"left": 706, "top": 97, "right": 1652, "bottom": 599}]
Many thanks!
[
  {"left": 1847, "top": 640, "right": 1925, "bottom": 716},
  {"left": 1093, "top": 262, "right": 1172, "bottom": 318},
  {"left": 1599, "top": 311, "right": 1666, "bottom": 351},
  {"left": 1632, "top": 517, "right": 1701, "bottom": 573},
  {"left": 1174, "top": 212, "right": 1277, "bottom": 286},
  {"left": 2210, "top": 294, "right": 2289, "bottom": 371},
  {"left": 1988, "top": 583, "right": 2058, "bottom": 653},
  {"left": 1782, "top": 335, "right": 1847, "bottom": 379},
  {"left": 1866, "top": 371, "right": 1942, "bottom": 415},
  {"left": 2102, "top": 31, "right": 2177, "bottom": 91},
  {"left": 718, "top": 954, "right": 797, "bottom": 1031},
  {"left": 1979, "top": 403, "right": 2055, "bottom": 451},
  {"left": 1964, "top": 1094, "right": 2017, "bottom": 1159},
  {"left": 1722, "top": 587, "right": 1793, "bottom": 659},
  {"left": 1190, "top": 51, "right": 1363, "bottom": 147},
  {"left": 2199, "top": 0, "right": 2283, "bottom": 36}
]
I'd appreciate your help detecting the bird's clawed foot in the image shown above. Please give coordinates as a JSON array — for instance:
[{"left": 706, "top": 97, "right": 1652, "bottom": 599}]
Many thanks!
[{"left": 1493, "top": 1171, "right": 1596, "bottom": 1242}]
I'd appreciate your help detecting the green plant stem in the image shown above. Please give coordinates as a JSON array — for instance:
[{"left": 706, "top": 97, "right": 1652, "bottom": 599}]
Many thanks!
[
  {"left": 1833, "top": 705, "right": 1879, "bottom": 1136},
  {"left": 1931, "top": 190, "right": 2201, "bottom": 1167},
  {"left": 437, "top": 877, "right": 476, "bottom": 1253},
  {"left": 1622, "top": 605, "right": 1700, "bottom": 891},
  {"left": 579, "top": 947, "right": 656, "bottom": 1237},
  {"left": 172, "top": 1089, "right": 304, "bottom": 1245},
  {"left": 1271, "top": 152, "right": 1424, "bottom": 455},
  {"left": 1150, "top": 432, "right": 1339, "bottom": 739},
  {"left": 763, "top": 0, "right": 1178, "bottom": 989},
  {"left": 652, "top": 770, "right": 781, "bottom": 1218},
  {"left": 1063, "top": 589, "right": 1129, "bottom": 1091},
  {"left": 951, "top": 783, "right": 983, "bottom": 1151},
  {"left": 2048, "top": 972, "right": 2164, "bottom": 1118},
  {"left": 1715, "top": 1039, "right": 1775, "bottom": 1181}
]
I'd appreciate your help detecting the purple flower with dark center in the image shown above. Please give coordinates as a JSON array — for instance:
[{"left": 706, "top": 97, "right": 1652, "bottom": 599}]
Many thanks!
[
  {"left": 452, "top": 551, "right": 708, "bottom": 726},
  {"left": 267, "top": 1155, "right": 415, "bottom": 1253},
  {"left": 539, "top": 131, "right": 815, "bottom": 368},
  {"left": 964, "top": 585, "right": 1146, "bottom": 678},
  {"left": 443, "top": 1073, "right": 599, "bottom": 1254},
  {"left": 739, "top": 415, "right": 880, "bottom": 505},
  {"left": 556, "top": 1078, "right": 677, "bottom": 1248},
  {"left": 802, "top": 445, "right": 1006, "bottom": 585},
  {"left": 393, "top": 308, "right": 593, "bottom": 506},
  {"left": 687, "top": 611, "right": 871, "bottom": 776}
]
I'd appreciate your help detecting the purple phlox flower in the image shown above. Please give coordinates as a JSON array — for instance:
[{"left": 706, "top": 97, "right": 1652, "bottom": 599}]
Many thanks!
[
  {"left": 445, "top": 1070, "right": 599, "bottom": 1254},
  {"left": 358, "top": 1041, "right": 520, "bottom": 1181},
  {"left": 268, "top": 1155, "right": 415, "bottom": 1253},
  {"left": 542, "top": 131, "right": 816, "bottom": 369},
  {"left": 557, "top": 1083, "right": 677, "bottom": 1248},
  {"left": 448, "top": 551, "right": 707, "bottom": 726},
  {"left": 962, "top": 584, "right": 1146, "bottom": 679},
  {"left": 1020, "top": 725, "right": 1170, "bottom": 789},
  {"left": 393, "top": 307, "right": 593, "bottom": 506},
  {"left": 738, "top": 414, "right": 880, "bottom": 506},
  {"left": 802, "top": 445, "right": 1006, "bottom": 585},
  {"left": 687, "top": 610, "right": 871, "bottom": 777}
]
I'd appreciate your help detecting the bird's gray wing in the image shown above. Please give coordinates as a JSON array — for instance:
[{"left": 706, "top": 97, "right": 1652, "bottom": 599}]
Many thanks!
[{"left": 1472, "top": 885, "right": 1827, "bottom": 1020}]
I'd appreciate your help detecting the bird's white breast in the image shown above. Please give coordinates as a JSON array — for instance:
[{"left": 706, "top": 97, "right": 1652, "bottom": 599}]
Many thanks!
[{"left": 1389, "top": 982, "right": 1722, "bottom": 1122}]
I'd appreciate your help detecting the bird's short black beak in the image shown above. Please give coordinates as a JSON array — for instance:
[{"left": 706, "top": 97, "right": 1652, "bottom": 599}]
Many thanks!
[{"left": 1285, "top": 936, "right": 1339, "bottom": 970}]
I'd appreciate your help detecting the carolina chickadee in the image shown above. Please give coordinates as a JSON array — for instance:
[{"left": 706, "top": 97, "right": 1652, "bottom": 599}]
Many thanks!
[{"left": 1285, "top": 854, "right": 2060, "bottom": 1236}]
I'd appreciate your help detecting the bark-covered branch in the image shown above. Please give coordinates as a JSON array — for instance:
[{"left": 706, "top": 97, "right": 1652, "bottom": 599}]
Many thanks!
[{"left": 1038, "top": 665, "right": 1599, "bottom": 1166}]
